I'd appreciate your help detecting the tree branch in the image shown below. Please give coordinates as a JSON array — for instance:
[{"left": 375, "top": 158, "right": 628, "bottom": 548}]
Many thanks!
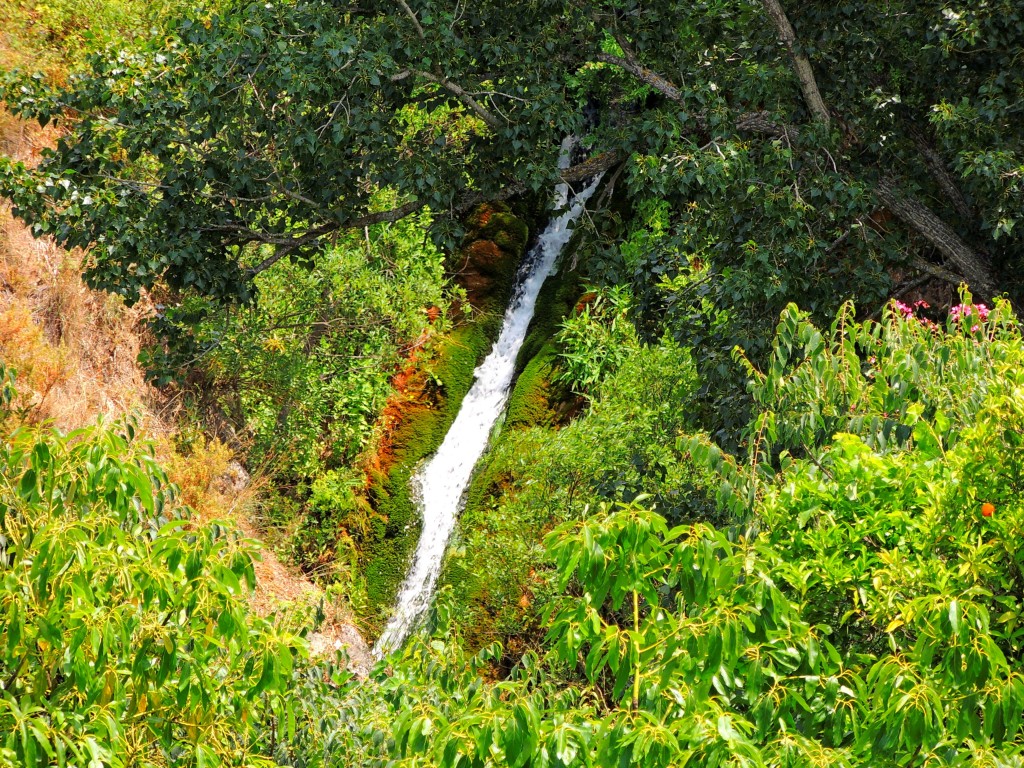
[
  {"left": 734, "top": 111, "right": 800, "bottom": 141},
  {"left": 243, "top": 199, "right": 427, "bottom": 276},
  {"left": 594, "top": 52, "right": 798, "bottom": 141},
  {"left": 595, "top": 52, "right": 683, "bottom": 104},
  {"left": 395, "top": 0, "right": 425, "bottom": 39},
  {"left": 758, "top": 0, "right": 831, "bottom": 125},
  {"left": 908, "top": 124, "right": 974, "bottom": 222},
  {"left": 909, "top": 256, "right": 967, "bottom": 287},
  {"left": 241, "top": 154, "right": 621, "bottom": 278},
  {"left": 391, "top": 69, "right": 503, "bottom": 130},
  {"left": 875, "top": 175, "right": 997, "bottom": 299}
]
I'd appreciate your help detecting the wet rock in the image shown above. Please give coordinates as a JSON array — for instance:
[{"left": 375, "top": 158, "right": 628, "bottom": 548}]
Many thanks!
[
  {"left": 308, "top": 623, "right": 374, "bottom": 677},
  {"left": 213, "top": 460, "right": 250, "bottom": 495}
]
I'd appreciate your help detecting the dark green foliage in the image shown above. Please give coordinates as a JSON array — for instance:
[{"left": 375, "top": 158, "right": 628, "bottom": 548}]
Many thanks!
[
  {"left": 0, "top": 0, "right": 581, "bottom": 306},
  {"left": 7, "top": 0, "right": 1018, "bottom": 327}
]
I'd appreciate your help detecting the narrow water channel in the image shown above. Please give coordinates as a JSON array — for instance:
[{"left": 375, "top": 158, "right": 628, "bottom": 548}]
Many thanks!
[{"left": 374, "top": 141, "right": 603, "bottom": 655}]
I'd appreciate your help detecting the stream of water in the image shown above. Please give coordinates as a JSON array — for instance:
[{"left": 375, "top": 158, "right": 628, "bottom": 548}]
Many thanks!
[{"left": 374, "top": 141, "right": 602, "bottom": 656}]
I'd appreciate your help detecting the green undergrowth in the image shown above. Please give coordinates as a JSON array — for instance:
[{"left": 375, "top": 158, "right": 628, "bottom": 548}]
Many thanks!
[
  {"left": 0, "top": 0, "right": 207, "bottom": 71},
  {"left": 441, "top": 207, "right": 717, "bottom": 655},
  {"left": 444, "top": 340, "right": 717, "bottom": 657},
  {"left": 503, "top": 258, "right": 584, "bottom": 430}
]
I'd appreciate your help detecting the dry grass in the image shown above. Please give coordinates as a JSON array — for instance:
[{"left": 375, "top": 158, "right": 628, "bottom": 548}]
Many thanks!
[{"left": 0, "top": 91, "right": 146, "bottom": 428}]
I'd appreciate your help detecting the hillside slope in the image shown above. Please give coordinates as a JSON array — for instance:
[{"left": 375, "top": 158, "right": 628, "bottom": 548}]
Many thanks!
[{"left": 0, "top": 86, "right": 371, "bottom": 672}]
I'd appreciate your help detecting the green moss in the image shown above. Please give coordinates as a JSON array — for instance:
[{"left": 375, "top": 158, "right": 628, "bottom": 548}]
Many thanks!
[
  {"left": 359, "top": 321, "right": 493, "bottom": 633},
  {"left": 481, "top": 213, "right": 529, "bottom": 257},
  {"left": 504, "top": 344, "right": 557, "bottom": 429}
]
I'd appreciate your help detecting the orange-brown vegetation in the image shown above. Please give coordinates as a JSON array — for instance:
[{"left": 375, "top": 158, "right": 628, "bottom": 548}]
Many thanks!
[
  {"left": 0, "top": 108, "right": 151, "bottom": 430},
  {"left": 573, "top": 290, "right": 598, "bottom": 314},
  {"left": 362, "top": 351, "right": 435, "bottom": 488},
  {"left": 467, "top": 202, "right": 497, "bottom": 229}
]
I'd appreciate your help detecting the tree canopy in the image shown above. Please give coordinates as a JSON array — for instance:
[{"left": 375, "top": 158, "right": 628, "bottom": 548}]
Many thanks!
[{"left": 1, "top": 0, "right": 1021, "bottom": 311}]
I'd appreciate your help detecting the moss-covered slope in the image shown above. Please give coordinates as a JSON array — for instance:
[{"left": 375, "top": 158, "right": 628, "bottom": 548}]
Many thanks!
[
  {"left": 356, "top": 203, "right": 528, "bottom": 637},
  {"left": 438, "top": 225, "right": 593, "bottom": 651}
]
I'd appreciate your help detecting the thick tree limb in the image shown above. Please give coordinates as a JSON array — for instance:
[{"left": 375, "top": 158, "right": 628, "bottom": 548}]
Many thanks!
[
  {"left": 595, "top": 52, "right": 684, "bottom": 104},
  {"left": 875, "top": 175, "right": 997, "bottom": 299},
  {"left": 395, "top": 0, "right": 425, "bottom": 39},
  {"left": 241, "top": 153, "right": 621, "bottom": 278},
  {"left": 909, "top": 125, "right": 974, "bottom": 222},
  {"left": 758, "top": 0, "right": 831, "bottom": 125},
  {"left": 909, "top": 256, "right": 968, "bottom": 287},
  {"left": 734, "top": 112, "right": 800, "bottom": 141}
]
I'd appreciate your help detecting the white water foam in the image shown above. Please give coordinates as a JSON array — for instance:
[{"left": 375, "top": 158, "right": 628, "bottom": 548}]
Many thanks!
[{"left": 374, "top": 141, "right": 602, "bottom": 655}]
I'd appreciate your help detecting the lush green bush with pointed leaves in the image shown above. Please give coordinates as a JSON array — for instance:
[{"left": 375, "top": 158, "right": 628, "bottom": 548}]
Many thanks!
[
  {"left": 267, "top": 300, "right": 1024, "bottom": 767},
  {"left": 0, "top": 366, "right": 310, "bottom": 767}
]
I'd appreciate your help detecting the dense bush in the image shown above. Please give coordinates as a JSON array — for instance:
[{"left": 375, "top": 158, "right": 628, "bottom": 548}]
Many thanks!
[
  {"left": 151, "top": 211, "right": 450, "bottom": 482},
  {"left": 265, "top": 298, "right": 1024, "bottom": 767},
  {"left": 555, "top": 286, "right": 639, "bottom": 397},
  {"left": 0, "top": 365, "right": 308, "bottom": 767},
  {"left": 443, "top": 342, "right": 714, "bottom": 659}
]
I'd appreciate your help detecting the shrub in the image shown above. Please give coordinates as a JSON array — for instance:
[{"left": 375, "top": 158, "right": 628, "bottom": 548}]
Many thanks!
[
  {"left": 555, "top": 286, "right": 638, "bottom": 397},
  {"left": 0, "top": 365, "right": 307, "bottom": 766}
]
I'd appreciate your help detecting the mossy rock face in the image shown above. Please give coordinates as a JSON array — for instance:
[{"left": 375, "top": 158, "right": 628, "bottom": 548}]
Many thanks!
[
  {"left": 454, "top": 204, "right": 528, "bottom": 310},
  {"left": 480, "top": 212, "right": 529, "bottom": 257},
  {"left": 356, "top": 211, "right": 531, "bottom": 638},
  {"left": 504, "top": 345, "right": 557, "bottom": 429},
  {"left": 463, "top": 240, "right": 506, "bottom": 276},
  {"left": 437, "top": 219, "right": 596, "bottom": 652}
]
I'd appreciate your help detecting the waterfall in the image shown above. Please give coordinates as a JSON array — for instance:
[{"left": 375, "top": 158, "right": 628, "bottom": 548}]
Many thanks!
[{"left": 373, "top": 140, "right": 603, "bottom": 656}]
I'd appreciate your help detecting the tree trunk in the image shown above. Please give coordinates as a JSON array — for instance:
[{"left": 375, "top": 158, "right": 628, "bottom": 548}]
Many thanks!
[
  {"left": 759, "top": 0, "right": 831, "bottom": 125},
  {"left": 908, "top": 125, "right": 974, "bottom": 222}
]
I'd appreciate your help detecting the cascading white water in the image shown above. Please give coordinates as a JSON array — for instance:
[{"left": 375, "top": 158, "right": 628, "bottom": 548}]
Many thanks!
[{"left": 374, "top": 141, "right": 602, "bottom": 656}]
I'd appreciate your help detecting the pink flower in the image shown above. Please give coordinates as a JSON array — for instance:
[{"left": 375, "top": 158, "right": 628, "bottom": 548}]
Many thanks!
[
  {"left": 895, "top": 300, "right": 914, "bottom": 319},
  {"left": 949, "top": 303, "right": 989, "bottom": 330}
]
